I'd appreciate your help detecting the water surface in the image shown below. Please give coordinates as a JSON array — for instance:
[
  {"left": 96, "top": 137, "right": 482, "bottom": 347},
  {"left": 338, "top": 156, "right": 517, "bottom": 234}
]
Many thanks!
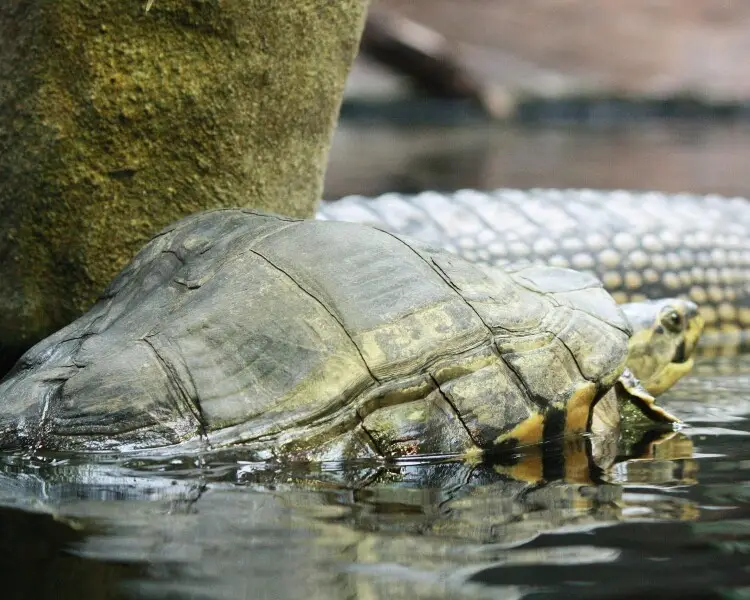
[
  {"left": 325, "top": 122, "right": 750, "bottom": 199},
  {"left": 3, "top": 121, "right": 750, "bottom": 599},
  {"left": 0, "top": 354, "right": 748, "bottom": 600}
]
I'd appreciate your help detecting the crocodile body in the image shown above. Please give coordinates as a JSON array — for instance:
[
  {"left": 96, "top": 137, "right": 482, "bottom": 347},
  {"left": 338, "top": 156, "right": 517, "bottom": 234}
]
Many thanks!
[{"left": 319, "top": 188, "right": 750, "bottom": 347}]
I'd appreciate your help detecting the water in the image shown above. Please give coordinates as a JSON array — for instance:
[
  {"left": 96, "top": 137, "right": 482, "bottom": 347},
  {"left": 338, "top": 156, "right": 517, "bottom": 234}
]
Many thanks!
[
  {"left": 2, "top": 122, "right": 750, "bottom": 599},
  {"left": 0, "top": 356, "right": 747, "bottom": 600},
  {"left": 324, "top": 122, "right": 750, "bottom": 199}
]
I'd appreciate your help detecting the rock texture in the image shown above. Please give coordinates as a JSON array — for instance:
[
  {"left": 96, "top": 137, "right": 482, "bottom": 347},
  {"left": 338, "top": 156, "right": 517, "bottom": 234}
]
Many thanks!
[{"left": 0, "top": 0, "right": 368, "bottom": 363}]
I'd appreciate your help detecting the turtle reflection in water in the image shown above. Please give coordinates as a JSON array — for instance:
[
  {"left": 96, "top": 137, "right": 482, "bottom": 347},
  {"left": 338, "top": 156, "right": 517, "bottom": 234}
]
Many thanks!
[
  {"left": 0, "top": 427, "right": 697, "bottom": 600},
  {"left": 0, "top": 210, "right": 702, "bottom": 458}
]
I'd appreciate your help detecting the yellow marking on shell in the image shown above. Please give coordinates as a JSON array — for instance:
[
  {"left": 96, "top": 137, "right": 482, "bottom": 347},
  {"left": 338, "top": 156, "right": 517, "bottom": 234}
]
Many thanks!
[
  {"left": 564, "top": 382, "right": 597, "bottom": 435},
  {"left": 700, "top": 305, "right": 718, "bottom": 325},
  {"left": 718, "top": 303, "right": 737, "bottom": 323},
  {"left": 432, "top": 350, "right": 497, "bottom": 384},
  {"left": 630, "top": 293, "right": 647, "bottom": 302},
  {"left": 602, "top": 271, "right": 622, "bottom": 288},
  {"left": 494, "top": 412, "right": 545, "bottom": 447},
  {"left": 739, "top": 307, "right": 750, "bottom": 326},
  {"left": 462, "top": 445, "right": 484, "bottom": 464},
  {"left": 612, "top": 291, "right": 629, "bottom": 304},
  {"left": 643, "top": 268, "right": 660, "bottom": 283},
  {"left": 494, "top": 448, "right": 544, "bottom": 483},
  {"left": 357, "top": 303, "right": 490, "bottom": 378},
  {"left": 690, "top": 286, "right": 708, "bottom": 304},
  {"left": 624, "top": 271, "right": 643, "bottom": 290},
  {"left": 406, "top": 409, "right": 425, "bottom": 421}
]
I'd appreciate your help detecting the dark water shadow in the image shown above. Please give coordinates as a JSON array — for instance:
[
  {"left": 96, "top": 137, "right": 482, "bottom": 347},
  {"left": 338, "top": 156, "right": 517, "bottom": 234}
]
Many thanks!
[{"left": 0, "top": 505, "right": 152, "bottom": 600}]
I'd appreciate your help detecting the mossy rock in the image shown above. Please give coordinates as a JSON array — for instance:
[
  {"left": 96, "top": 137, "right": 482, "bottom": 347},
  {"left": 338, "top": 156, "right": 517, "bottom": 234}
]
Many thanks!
[{"left": 0, "top": 0, "right": 368, "bottom": 363}]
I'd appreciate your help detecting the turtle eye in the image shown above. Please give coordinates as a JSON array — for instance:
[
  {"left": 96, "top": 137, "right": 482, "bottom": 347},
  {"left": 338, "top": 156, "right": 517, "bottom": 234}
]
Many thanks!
[{"left": 660, "top": 309, "right": 683, "bottom": 333}]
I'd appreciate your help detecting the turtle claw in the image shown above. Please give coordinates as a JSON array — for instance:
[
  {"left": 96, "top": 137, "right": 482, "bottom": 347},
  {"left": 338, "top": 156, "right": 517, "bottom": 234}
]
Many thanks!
[{"left": 618, "top": 367, "right": 681, "bottom": 424}]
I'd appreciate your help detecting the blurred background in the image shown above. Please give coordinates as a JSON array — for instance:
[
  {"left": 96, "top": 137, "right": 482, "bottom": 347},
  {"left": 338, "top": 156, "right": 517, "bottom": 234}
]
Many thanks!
[{"left": 323, "top": 0, "right": 750, "bottom": 199}]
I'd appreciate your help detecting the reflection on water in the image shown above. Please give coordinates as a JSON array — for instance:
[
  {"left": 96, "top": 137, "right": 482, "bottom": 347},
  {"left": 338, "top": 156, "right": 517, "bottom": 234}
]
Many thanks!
[
  {"left": 2, "top": 119, "right": 750, "bottom": 598},
  {"left": 324, "top": 122, "right": 750, "bottom": 199},
  {"left": 0, "top": 355, "right": 749, "bottom": 599}
]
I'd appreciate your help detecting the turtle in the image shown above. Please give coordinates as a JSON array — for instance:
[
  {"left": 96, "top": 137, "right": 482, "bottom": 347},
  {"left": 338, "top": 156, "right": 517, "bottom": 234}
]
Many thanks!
[
  {"left": 621, "top": 299, "right": 704, "bottom": 396},
  {"left": 0, "top": 209, "right": 703, "bottom": 458}
]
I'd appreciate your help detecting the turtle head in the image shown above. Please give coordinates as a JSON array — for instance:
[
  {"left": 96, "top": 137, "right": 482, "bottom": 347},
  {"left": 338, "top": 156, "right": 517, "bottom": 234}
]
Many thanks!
[
  {"left": 590, "top": 298, "right": 702, "bottom": 453},
  {"left": 620, "top": 298, "right": 704, "bottom": 396}
]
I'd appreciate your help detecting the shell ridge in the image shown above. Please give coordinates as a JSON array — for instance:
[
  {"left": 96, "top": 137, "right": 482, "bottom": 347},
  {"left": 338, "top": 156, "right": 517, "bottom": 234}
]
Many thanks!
[
  {"left": 140, "top": 336, "right": 207, "bottom": 438},
  {"left": 428, "top": 374, "right": 477, "bottom": 446},
  {"left": 172, "top": 219, "right": 301, "bottom": 290},
  {"left": 356, "top": 419, "right": 386, "bottom": 457},
  {"left": 372, "top": 229, "right": 496, "bottom": 332},
  {"left": 370, "top": 228, "right": 561, "bottom": 425},
  {"left": 540, "top": 326, "right": 588, "bottom": 384},
  {"left": 494, "top": 349, "right": 546, "bottom": 413},
  {"left": 242, "top": 247, "right": 381, "bottom": 386}
]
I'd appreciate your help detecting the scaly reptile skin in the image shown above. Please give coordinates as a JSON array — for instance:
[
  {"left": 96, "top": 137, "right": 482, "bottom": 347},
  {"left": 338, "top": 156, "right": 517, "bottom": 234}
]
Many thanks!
[{"left": 318, "top": 188, "right": 750, "bottom": 349}]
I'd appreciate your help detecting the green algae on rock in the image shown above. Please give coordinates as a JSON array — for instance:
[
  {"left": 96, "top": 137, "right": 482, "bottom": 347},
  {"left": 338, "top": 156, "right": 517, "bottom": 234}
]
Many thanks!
[{"left": 0, "top": 0, "right": 368, "bottom": 362}]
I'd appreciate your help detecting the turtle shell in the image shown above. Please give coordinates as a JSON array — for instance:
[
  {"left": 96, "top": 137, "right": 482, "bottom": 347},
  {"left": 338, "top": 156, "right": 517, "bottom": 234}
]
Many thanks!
[{"left": 0, "top": 210, "right": 631, "bottom": 457}]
